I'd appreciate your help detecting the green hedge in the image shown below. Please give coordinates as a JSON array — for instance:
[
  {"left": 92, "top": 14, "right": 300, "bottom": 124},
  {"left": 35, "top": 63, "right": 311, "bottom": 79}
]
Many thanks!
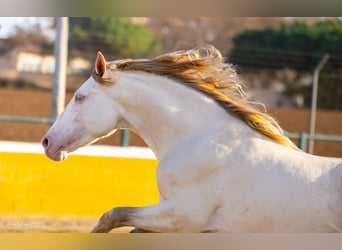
[
  {"left": 228, "top": 20, "right": 342, "bottom": 110},
  {"left": 228, "top": 20, "right": 342, "bottom": 71}
]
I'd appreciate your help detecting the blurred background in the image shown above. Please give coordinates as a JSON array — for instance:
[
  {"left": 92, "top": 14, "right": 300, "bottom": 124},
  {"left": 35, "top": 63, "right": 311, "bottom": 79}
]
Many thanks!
[
  {"left": 0, "top": 17, "right": 341, "bottom": 232},
  {"left": 0, "top": 17, "right": 341, "bottom": 156}
]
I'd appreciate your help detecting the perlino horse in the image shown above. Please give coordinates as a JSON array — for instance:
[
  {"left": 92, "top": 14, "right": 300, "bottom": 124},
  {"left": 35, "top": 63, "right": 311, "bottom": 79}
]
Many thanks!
[{"left": 42, "top": 45, "right": 342, "bottom": 232}]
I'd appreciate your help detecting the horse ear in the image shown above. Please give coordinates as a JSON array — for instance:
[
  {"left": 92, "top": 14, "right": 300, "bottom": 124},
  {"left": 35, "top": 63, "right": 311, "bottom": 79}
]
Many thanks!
[{"left": 95, "top": 51, "right": 107, "bottom": 77}]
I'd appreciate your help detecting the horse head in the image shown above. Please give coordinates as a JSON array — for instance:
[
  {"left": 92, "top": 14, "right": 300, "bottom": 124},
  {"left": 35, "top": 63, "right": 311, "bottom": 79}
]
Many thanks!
[{"left": 42, "top": 52, "right": 120, "bottom": 161}]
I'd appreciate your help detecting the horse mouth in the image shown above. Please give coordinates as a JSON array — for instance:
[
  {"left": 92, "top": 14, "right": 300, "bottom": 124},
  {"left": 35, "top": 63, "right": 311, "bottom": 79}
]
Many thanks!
[
  {"left": 51, "top": 150, "right": 68, "bottom": 161},
  {"left": 45, "top": 145, "right": 68, "bottom": 162}
]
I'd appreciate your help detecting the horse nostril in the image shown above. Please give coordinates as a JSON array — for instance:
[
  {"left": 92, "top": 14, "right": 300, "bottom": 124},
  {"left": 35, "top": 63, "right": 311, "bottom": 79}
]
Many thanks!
[{"left": 42, "top": 137, "right": 49, "bottom": 149}]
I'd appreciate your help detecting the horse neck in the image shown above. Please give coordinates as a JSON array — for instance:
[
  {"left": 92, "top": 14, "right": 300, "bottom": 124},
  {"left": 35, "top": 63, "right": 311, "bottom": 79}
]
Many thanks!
[{"left": 114, "top": 71, "right": 252, "bottom": 159}]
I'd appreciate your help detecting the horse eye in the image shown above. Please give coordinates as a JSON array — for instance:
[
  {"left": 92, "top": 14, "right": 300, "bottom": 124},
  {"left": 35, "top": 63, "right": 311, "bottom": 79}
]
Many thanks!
[{"left": 75, "top": 94, "right": 85, "bottom": 103}]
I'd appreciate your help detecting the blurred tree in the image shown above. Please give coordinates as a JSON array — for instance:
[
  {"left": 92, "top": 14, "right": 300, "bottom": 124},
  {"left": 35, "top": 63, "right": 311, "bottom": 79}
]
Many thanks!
[
  {"left": 5, "top": 22, "right": 53, "bottom": 54},
  {"left": 228, "top": 19, "right": 342, "bottom": 110},
  {"left": 69, "top": 17, "right": 161, "bottom": 59},
  {"left": 228, "top": 19, "right": 342, "bottom": 70},
  {"left": 285, "top": 73, "right": 342, "bottom": 110}
]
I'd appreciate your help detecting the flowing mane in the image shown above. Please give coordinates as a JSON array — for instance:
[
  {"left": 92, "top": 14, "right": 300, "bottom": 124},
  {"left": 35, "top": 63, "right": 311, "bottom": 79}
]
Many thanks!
[{"left": 102, "top": 45, "right": 297, "bottom": 149}]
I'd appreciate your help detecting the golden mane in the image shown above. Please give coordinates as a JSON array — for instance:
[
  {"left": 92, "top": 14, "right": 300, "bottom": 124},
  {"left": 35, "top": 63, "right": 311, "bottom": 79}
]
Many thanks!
[{"left": 106, "top": 45, "right": 298, "bottom": 150}]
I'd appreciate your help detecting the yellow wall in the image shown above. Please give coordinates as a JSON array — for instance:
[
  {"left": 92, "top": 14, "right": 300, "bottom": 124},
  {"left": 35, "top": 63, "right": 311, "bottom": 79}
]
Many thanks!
[{"left": 0, "top": 152, "right": 159, "bottom": 217}]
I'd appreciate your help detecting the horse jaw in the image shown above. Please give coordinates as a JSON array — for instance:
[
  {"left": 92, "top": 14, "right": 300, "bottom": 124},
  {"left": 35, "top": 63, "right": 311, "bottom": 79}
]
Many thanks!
[{"left": 42, "top": 124, "right": 118, "bottom": 162}]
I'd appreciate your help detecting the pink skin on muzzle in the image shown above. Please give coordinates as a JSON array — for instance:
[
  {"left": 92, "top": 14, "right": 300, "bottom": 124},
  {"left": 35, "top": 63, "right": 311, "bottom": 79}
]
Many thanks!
[{"left": 41, "top": 134, "right": 68, "bottom": 161}]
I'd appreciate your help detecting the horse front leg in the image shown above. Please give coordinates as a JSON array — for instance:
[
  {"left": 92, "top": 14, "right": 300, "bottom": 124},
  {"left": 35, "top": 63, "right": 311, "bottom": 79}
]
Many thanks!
[{"left": 91, "top": 201, "right": 177, "bottom": 233}]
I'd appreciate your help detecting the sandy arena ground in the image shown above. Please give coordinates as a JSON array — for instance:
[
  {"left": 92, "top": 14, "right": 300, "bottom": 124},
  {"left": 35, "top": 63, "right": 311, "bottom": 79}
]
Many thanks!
[{"left": 0, "top": 216, "right": 135, "bottom": 233}]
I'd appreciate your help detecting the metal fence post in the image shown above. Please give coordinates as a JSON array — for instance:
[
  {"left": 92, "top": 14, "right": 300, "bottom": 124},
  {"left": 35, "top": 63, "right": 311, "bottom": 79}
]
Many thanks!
[
  {"left": 51, "top": 17, "right": 69, "bottom": 120},
  {"left": 308, "top": 53, "right": 330, "bottom": 154},
  {"left": 120, "top": 129, "right": 130, "bottom": 147},
  {"left": 299, "top": 132, "right": 308, "bottom": 152}
]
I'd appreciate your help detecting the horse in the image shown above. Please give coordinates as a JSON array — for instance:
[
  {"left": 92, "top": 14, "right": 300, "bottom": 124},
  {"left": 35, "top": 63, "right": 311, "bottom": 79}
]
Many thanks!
[{"left": 41, "top": 45, "right": 342, "bottom": 232}]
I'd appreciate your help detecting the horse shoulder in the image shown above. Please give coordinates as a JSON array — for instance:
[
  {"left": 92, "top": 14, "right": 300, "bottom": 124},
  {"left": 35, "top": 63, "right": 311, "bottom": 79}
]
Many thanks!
[{"left": 155, "top": 134, "right": 232, "bottom": 226}]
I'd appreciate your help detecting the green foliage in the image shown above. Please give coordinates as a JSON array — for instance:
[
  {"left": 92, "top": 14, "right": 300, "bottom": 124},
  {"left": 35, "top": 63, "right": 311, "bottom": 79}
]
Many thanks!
[
  {"left": 69, "top": 17, "right": 161, "bottom": 59},
  {"left": 228, "top": 19, "right": 342, "bottom": 110},
  {"left": 229, "top": 20, "right": 342, "bottom": 70},
  {"left": 285, "top": 74, "right": 342, "bottom": 109},
  {"left": 6, "top": 23, "right": 53, "bottom": 54}
]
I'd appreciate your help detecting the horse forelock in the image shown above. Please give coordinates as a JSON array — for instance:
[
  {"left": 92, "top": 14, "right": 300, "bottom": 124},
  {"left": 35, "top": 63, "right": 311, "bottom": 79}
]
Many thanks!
[{"left": 104, "top": 44, "right": 298, "bottom": 150}]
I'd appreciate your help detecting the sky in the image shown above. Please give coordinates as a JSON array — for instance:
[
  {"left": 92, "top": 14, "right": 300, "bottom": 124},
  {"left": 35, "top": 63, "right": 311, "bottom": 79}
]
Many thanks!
[{"left": 0, "top": 17, "right": 54, "bottom": 39}]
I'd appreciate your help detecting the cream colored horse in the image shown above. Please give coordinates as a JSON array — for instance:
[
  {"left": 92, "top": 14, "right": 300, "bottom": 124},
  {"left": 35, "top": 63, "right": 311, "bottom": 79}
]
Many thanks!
[{"left": 42, "top": 45, "right": 342, "bottom": 232}]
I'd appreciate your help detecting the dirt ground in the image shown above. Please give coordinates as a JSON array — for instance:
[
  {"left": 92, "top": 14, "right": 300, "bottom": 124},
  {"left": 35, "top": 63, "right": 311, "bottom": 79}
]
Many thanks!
[
  {"left": 0, "top": 88, "right": 341, "bottom": 157},
  {"left": 0, "top": 215, "right": 134, "bottom": 233},
  {"left": 0, "top": 216, "right": 97, "bottom": 233}
]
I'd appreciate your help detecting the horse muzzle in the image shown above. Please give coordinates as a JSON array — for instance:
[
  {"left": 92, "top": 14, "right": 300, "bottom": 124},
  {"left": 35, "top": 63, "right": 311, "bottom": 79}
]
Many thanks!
[{"left": 41, "top": 135, "right": 68, "bottom": 161}]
